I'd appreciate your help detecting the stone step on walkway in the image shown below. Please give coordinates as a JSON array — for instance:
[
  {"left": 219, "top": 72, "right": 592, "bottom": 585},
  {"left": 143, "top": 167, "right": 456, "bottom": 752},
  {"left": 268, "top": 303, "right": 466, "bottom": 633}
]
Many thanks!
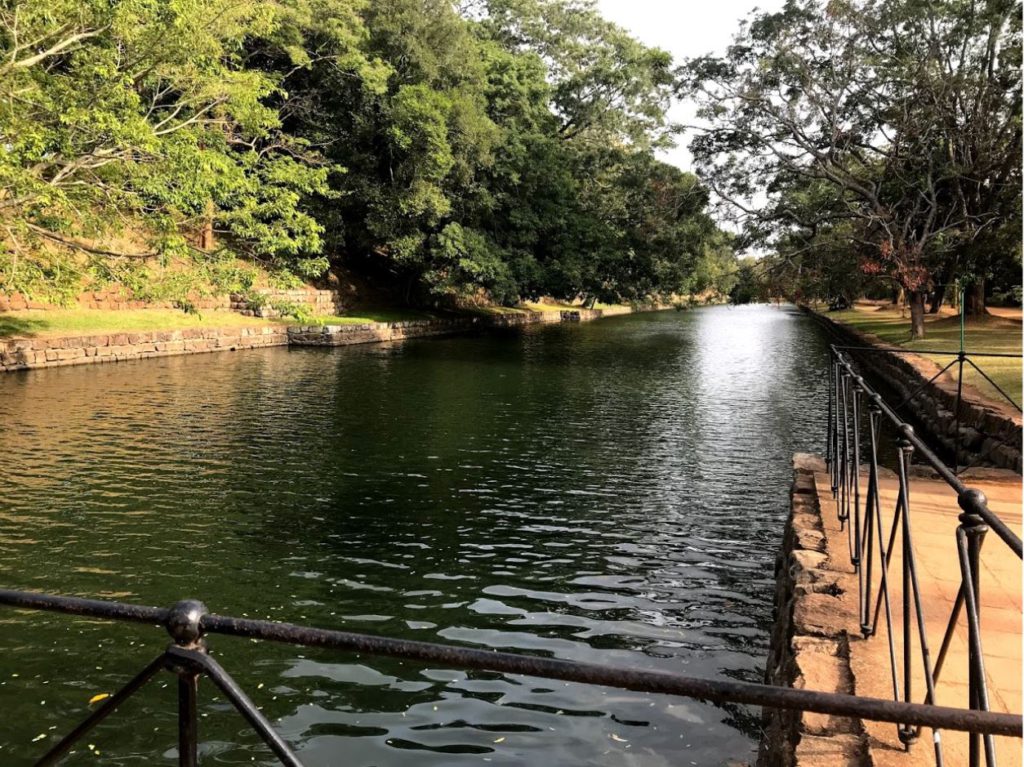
[{"left": 811, "top": 461, "right": 1022, "bottom": 767}]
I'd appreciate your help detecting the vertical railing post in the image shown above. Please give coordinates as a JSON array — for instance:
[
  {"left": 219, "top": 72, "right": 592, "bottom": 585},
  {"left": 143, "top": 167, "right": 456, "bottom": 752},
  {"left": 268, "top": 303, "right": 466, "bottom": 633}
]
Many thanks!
[
  {"left": 957, "top": 490, "right": 994, "bottom": 767},
  {"left": 954, "top": 350, "right": 966, "bottom": 475},
  {"left": 832, "top": 354, "right": 843, "bottom": 499},
  {"left": 178, "top": 672, "right": 200, "bottom": 767},
  {"left": 851, "top": 376, "right": 863, "bottom": 568},
  {"left": 860, "top": 398, "right": 881, "bottom": 636},
  {"left": 827, "top": 351, "right": 835, "bottom": 475},
  {"left": 895, "top": 429, "right": 918, "bottom": 750},
  {"left": 166, "top": 600, "right": 209, "bottom": 767},
  {"left": 953, "top": 285, "right": 966, "bottom": 474},
  {"left": 839, "top": 369, "right": 851, "bottom": 528}
]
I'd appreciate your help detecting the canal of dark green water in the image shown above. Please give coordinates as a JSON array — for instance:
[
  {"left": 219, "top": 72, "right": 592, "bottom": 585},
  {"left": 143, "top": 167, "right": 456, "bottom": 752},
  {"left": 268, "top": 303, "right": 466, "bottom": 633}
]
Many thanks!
[{"left": 0, "top": 304, "right": 832, "bottom": 766}]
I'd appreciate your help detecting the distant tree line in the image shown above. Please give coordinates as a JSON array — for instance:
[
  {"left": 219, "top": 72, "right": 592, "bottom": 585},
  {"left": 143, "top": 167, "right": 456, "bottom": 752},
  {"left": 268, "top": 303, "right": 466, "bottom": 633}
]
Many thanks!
[
  {"left": 685, "top": 0, "right": 1021, "bottom": 337},
  {"left": 0, "top": 0, "right": 735, "bottom": 308}
]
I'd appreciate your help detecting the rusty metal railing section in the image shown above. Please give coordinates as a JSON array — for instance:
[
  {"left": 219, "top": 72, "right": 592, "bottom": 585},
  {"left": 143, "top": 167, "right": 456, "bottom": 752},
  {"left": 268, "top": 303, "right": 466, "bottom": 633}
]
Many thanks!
[
  {"left": 0, "top": 584, "right": 1020, "bottom": 765},
  {"left": 828, "top": 345, "right": 1023, "bottom": 767}
]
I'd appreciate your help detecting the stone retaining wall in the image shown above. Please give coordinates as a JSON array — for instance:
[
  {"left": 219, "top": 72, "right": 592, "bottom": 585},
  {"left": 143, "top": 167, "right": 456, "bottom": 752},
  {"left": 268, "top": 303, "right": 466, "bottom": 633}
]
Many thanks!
[
  {"left": 803, "top": 307, "right": 1021, "bottom": 472},
  {"left": 0, "top": 326, "right": 288, "bottom": 372},
  {"left": 758, "top": 454, "right": 868, "bottom": 767},
  {"left": 286, "top": 307, "right": 636, "bottom": 346},
  {"left": 288, "top": 318, "right": 481, "bottom": 346},
  {"left": 229, "top": 288, "right": 344, "bottom": 317},
  {"left": 1, "top": 305, "right": 645, "bottom": 373},
  {"left": 0, "top": 289, "right": 231, "bottom": 312}
]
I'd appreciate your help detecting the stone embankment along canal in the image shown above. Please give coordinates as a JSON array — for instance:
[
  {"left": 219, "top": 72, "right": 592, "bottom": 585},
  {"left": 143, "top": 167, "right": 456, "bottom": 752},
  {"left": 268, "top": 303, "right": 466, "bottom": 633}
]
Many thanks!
[
  {"left": 0, "top": 326, "right": 289, "bottom": 372},
  {"left": 759, "top": 454, "right": 866, "bottom": 767},
  {"left": 0, "top": 306, "right": 636, "bottom": 373},
  {"left": 802, "top": 306, "right": 1022, "bottom": 473},
  {"left": 760, "top": 454, "right": 1022, "bottom": 767},
  {"left": 286, "top": 307, "right": 632, "bottom": 346}
]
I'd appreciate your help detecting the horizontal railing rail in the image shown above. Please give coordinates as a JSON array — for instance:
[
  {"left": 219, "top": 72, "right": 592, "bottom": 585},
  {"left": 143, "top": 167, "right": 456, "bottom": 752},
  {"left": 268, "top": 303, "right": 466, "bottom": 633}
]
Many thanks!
[
  {"left": 830, "top": 343, "right": 1022, "bottom": 418},
  {"left": 0, "top": 585, "right": 1021, "bottom": 766},
  {"left": 830, "top": 345, "right": 1022, "bottom": 359},
  {"left": 828, "top": 344, "right": 1023, "bottom": 767}
]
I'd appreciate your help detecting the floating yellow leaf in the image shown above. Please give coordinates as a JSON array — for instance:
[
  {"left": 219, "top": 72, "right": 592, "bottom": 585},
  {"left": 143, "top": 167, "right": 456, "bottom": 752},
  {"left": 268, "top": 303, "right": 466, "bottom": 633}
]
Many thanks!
[
  {"left": 88, "top": 693, "right": 110, "bottom": 705},
  {"left": 493, "top": 737, "right": 505, "bottom": 743}
]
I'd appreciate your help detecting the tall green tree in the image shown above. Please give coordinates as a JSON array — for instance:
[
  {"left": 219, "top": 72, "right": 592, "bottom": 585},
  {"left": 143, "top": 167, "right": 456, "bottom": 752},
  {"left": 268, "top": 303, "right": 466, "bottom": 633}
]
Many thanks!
[
  {"left": 685, "top": 0, "right": 1021, "bottom": 338},
  {"left": 1, "top": 0, "right": 728, "bottom": 308},
  {"left": 475, "top": 0, "right": 675, "bottom": 147},
  {"left": 0, "top": 0, "right": 337, "bottom": 296}
]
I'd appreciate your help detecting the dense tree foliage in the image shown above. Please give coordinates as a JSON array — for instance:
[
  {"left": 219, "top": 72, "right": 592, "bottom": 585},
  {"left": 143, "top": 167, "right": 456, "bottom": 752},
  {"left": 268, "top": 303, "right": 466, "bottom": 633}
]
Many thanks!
[
  {"left": 685, "top": 0, "right": 1021, "bottom": 336},
  {"left": 0, "top": 0, "right": 730, "bottom": 308},
  {"left": 0, "top": 0, "right": 336, "bottom": 299}
]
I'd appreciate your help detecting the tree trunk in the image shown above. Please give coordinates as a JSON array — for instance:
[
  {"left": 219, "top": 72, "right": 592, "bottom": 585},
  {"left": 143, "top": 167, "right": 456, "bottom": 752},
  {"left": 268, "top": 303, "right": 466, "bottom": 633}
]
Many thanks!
[
  {"left": 909, "top": 290, "right": 926, "bottom": 339},
  {"left": 199, "top": 200, "right": 215, "bottom": 250},
  {"left": 964, "top": 279, "right": 987, "bottom": 317},
  {"left": 928, "top": 262, "right": 957, "bottom": 314}
]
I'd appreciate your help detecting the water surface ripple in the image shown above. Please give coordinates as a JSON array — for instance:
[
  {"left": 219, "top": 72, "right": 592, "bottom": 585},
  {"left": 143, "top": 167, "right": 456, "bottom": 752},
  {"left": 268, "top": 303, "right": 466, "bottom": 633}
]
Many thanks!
[{"left": 0, "top": 305, "right": 829, "bottom": 765}]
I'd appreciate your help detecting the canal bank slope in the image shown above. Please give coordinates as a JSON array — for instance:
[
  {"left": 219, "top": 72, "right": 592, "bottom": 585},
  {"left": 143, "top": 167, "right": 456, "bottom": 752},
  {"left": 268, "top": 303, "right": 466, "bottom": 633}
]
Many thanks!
[
  {"left": 0, "top": 305, "right": 642, "bottom": 373},
  {"left": 800, "top": 305, "right": 1022, "bottom": 473}
]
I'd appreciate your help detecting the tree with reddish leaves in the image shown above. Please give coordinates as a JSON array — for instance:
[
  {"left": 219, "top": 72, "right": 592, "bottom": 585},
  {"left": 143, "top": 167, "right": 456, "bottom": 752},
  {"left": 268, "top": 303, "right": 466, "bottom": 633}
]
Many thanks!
[{"left": 683, "top": 0, "right": 1021, "bottom": 339}]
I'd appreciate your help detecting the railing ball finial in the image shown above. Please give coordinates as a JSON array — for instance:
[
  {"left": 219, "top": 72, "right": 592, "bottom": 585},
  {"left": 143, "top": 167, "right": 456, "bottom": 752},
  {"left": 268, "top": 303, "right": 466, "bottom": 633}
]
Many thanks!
[
  {"left": 167, "top": 599, "right": 208, "bottom": 647},
  {"left": 957, "top": 487, "right": 989, "bottom": 528},
  {"left": 898, "top": 423, "right": 916, "bottom": 452}
]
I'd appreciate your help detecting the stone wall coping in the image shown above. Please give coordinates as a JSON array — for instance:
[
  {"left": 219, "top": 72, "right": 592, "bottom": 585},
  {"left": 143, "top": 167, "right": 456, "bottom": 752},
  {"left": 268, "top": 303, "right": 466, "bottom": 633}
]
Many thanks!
[
  {"left": 758, "top": 454, "right": 869, "bottom": 767},
  {"left": 1, "top": 305, "right": 657, "bottom": 373}
]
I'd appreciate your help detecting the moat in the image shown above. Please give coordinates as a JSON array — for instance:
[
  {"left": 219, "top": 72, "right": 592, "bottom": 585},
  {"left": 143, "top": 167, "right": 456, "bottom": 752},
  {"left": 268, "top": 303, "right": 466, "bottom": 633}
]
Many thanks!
[{"left": 0, "top": 305, "right": 831, "bottom": 765}]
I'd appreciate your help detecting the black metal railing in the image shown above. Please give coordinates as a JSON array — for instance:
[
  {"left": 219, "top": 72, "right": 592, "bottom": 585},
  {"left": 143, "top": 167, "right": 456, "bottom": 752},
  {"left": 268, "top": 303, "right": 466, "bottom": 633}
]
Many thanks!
[
  {"left": 0, "top": 580, "right": 1021, "bottom": 765},
  {"left": 828, "top": 344, "right": 1023, "bottom": 767},
  {"left": 828, "top": 343, "right": 1022, "bottom": 475}
]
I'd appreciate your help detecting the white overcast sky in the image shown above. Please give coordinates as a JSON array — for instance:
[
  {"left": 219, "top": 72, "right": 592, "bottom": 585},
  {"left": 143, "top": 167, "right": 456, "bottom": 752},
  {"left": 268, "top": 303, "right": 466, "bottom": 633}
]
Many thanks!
[{"left": 595, "top": 0, "right": 785, "bottom": 170}]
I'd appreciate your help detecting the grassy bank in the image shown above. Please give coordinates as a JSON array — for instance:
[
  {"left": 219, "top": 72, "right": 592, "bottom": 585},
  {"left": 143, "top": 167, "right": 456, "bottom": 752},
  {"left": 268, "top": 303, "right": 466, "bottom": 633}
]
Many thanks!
[
  {"left": 0, "top": 308, "right": 430, "bottom": 338},
  {"left": 824, "top": 303, "right": 1022, "bottom": 407},
  {"left": 0, "top": 300, "right": 627, "bottom": 339}
]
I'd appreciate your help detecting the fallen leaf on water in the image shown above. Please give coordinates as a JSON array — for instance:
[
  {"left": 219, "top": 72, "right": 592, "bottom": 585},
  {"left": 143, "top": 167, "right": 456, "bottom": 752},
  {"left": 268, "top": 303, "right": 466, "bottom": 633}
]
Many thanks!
[
  {"left": 88, "top": 693, "right": 111, "bottom": 706},
  {"left": 493, "top": 737, "right": 505, "bottom": 743},
  {"left": 610, "top": 734, "right": 628, "bottom": 743},
  {"left": 31, "top": 734, "right": 47, "bottom": 743}
]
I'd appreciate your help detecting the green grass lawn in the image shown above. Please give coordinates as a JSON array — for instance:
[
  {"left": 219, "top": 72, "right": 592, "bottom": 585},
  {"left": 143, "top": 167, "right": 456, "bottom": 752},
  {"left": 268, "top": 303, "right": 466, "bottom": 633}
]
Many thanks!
[
  {"left": 827, "top": 304, "right": 1022, "bottom": 407},
  {"left": 0, "top": 307, "right": 432, "bottom": 338},
  {"left": 0, "top": 301, "right": 625, "bottom": 339},
  {"left": 0, "top": 308, "right": 290, "bottom": 337},
  {"left": 299, "top": 308, "right": 433, "bottom": 325}
]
